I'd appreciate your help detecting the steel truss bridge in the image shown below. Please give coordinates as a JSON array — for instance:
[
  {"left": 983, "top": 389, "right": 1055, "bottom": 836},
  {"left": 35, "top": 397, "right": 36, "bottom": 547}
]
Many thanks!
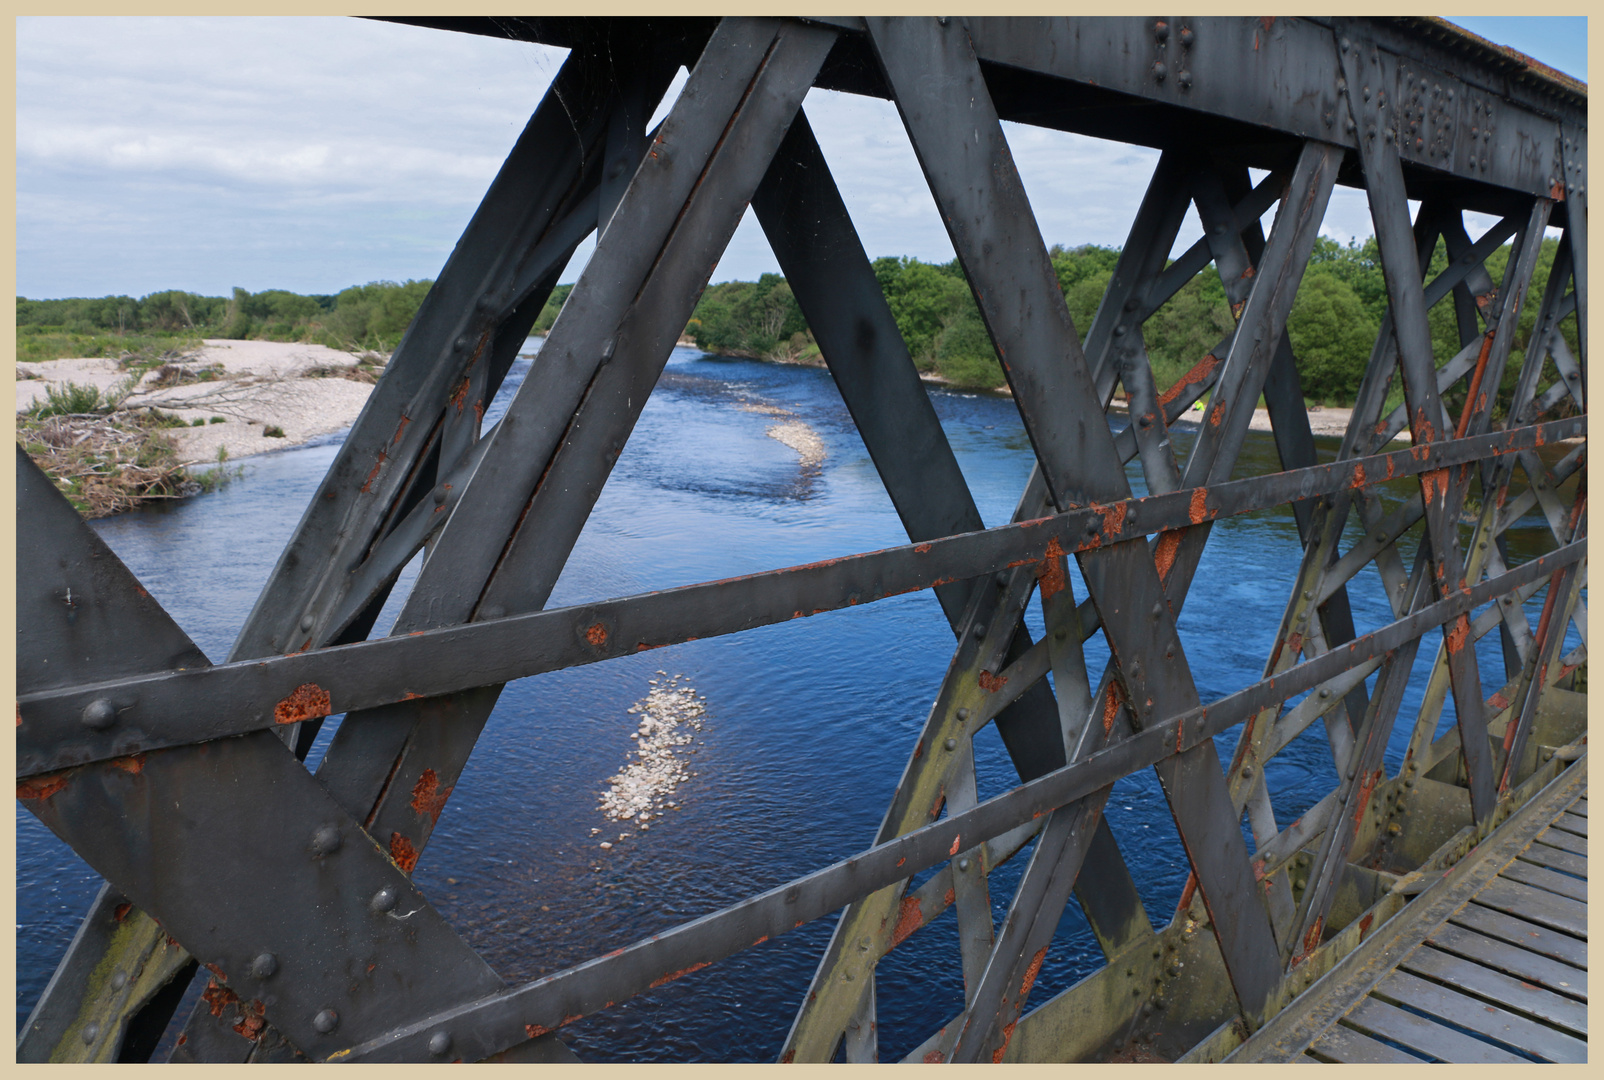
[{"left": 16, "top": 15, "right": 1587, "bottom": 1063}]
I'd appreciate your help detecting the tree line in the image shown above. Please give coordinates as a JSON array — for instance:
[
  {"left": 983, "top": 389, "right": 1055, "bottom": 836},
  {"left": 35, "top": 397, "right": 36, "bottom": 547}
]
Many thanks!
[{"left": 18, "top": 234, "right": 1575, "bottom": 409}]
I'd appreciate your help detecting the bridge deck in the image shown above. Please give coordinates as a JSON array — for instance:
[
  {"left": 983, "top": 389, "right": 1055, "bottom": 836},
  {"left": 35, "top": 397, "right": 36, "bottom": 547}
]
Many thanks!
[{"left": 1234, "top": 756, "right": 1587, "bottom": 1064}]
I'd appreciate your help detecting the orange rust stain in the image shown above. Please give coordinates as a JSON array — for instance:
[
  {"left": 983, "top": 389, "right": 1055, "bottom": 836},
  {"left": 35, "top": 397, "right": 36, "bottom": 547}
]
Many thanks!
[
  {"left": 1358, "top": 912, "right": 1375, "bottom": 937},
  {"left": 1260, "top": 16, "right": 1276, "bottom": 30},
  {"left": 1487, "top": 691, "right": 1511, "bottom": 712},
  {"left": 201, "top": 979, "right": 238, "bottom": 1018},
  {"left": 1178, "top": 872, "right": 1199, "bottom": 912},
  {"left": 274, "top": 683, "right": 331, "bottom": 725},
  {"left": 944, "top": 887, "right": 956, "bottom": 907},
  {"left": 1102, "top": 682, "right": 1124, "bottom": 734},
  {"left": 1019, "top": 946, "right": 1048, "bottom": 999},
  {"left": 1037, "top": 536, "right": 1067, "bottom": 601},
  {"left": 1300, "top": 917, "right": 1324, "bottom": 959},
  {"left": 914, "top": 542, "right": 932, "bottom": 554},
  {"left": 402, "top": 692, "right": 425, "bottom": 701},
  {"left": 1241, "top": 264, "right": 1257, "bottom": 280},
  {"left": 392, "top": 414, "right": 410, "bottom": 446},
  {"left": 897, "top": 856, "right": 906, "bottom": 867},
  {"left": 17, "top": 774, "right": 68, "bottom": 801},
  {"left": 473, "top": 399, "right": 485, "bottom": 426},
  {"left": 993, "top": 1019, "right": 1021, "bottom": 1063},
  {"left": 1445, "top": 615, "right": 1470, "bottom": 654},
  {"left": 110, "top": 754, "right": 146, "bottom": 775},
  {"left": 924, "top": 1050, "right": 946, "bottom": 1064},
  {"left": 585, "top": 623, "right": 608, "bottom": 647},
  {"left": 1176, "top": 717, "right": 1185, "bottom": 753},
  {"left": 411, "top": 769, "right": 453, "bottom": 825},
  {"left": 166, "top": 936, "right": 182, "bottom": 950},
  {"left": 525, "top": 1024, "right": 550, "bottom": 1039},
  {"left": 1351, "top": 462, "right": 1367, "bottom": 490},
  {"left": 1350, "top": 769, "right": 1381, "bottom": 832},
  {"left": 1420, "top": 468, "right": 1446, "bottom": 504},
  {"left": 1188, "top": 488, "right": 1208, "bottom": 525},
  {"left": 1153, "top": 529, "right": 1183, "bottom": 582},
  {"left": 977, "top": 670, "right": 1008, "bottom": 693},
  {"left": 1411, "top": 443, "right": 1429, "bottom": 462},
  {"left": 114, "top": 902, "right": 132, "bottom": 923},
  {"left": 1385, "top": 456, "right": 1396, "bottom": 480},
  {"left": 891, "top": 895, "right": 924, "bottom": 948},
  {"left": 1552, "top": 180, "right": 1567, "bottom": 201},
  {"left": 233, "top": 1001, "right": 267, "bottom": 1042},
  {"left": 1157, "top": 353, "right": 1220, "bottom": 410},
  {"left": 949, "top": 834, "right": 962, "bottom": 856},
  {"left": 206, "top": 962, "right": 227, "bottom": 982},
  {"left": 648, "top": 961, "right": 711, "bottom": 989},
  {"left": 390, "top": 832, "right": 419, "bottom": 874},
  {"left": 1098, "top": 501, "right": 1126, "bottom": 536},
  {"left": 752, "top": 935, "right": 768, "bottom": 946},
  {"left": 360, "top": 453, "right": 386, "bottom": 494},
  {"left": 450, "top": 377, "right": 471, "bottom": 413},
  {"left": 1209, "top": 402, "right": 1226, "bottom": 428}
]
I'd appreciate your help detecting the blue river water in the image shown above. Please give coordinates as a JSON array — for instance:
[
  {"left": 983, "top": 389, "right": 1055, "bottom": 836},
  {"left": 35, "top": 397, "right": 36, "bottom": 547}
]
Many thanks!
[{"left": 16, "top": 343, "right": 1578, "bottom": 1060}]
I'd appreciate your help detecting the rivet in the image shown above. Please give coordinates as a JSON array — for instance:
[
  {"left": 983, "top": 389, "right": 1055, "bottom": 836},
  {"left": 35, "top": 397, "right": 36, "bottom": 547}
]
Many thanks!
[
  {"left": 1336, "top": 78, "right": 1347, "bottom": 95},
  {"left": 1363, "top": 86, "right": 1371, "bottom": 101},
  {"left": 1153, "top": 61, "right": 1167, "bottom": 82},
  {"left": 1126, "top": 507, "right": 1137, "bottom": 521},
  {"left": 1087, "top": 520, "right": 1099, "bottom": 535},
  {"left": 310, "top": 825, "right": 342, "bottom": 857},
  {"left": 429, "top": 1030, "right": 453, "bottom": 1056},
  {"left": 1302, "top": 590, "right": 1313, "bottom": 601},
  {"left": 1113, "top": 324, "right": 1127, "bottom": 337},
  {"left": 1240, "top": 766, "right": 1253, "bottom": 779},
  {"left": 994, "top": 571, "right": 1009, "bottom": 588},
  {"left": 1154, "top": 21, "right": 1169, "bottom": 41},
  {"left": 82, "top": 1023, "right": 100, "bottom": 1045},
  {"left": 434, "top": 487, "right": 448, "bottom": 504},
  {"left": 250, "top": 952, "right": 279, "bottom": 979},
  {"left": 1177, "top": 71, "right": 1192, "bottom": 90},
  {"left": 1340, "top": 37, "right": 1350, "bottom": 52},
  {"left": 81, "top": 698, "right": 117, "bottom": 730},
  {"left": 958, "top": 858, "right": 971, "bottom": 872},
  {"left": 956, "top": 708, "right": 970, "bottom": 721},
  {"left": 371, "top": 886, "right": 399, "bottom": 913},
  {"left": 1151, "top": 602, "right": 1164, "bottom": 618},
  {"left": 1054, "top": 629, "right": 1067, "bottom": 641},
  {"left": 937, "top": 16, "right": 949, "bottom": 26},
  {"left": 1319, "top": 688, "right": 1331, "bottom": 699},
  {"left": 1179, "top": 27, "right": 1194, "bottom": 46},
  {"left": 454, "top": 336, "right": 469, "bottom": 353},
  {"left": 299, "top": 614, "right": 315, "bottom": 631},
  {"left": 1376, "top": 533, "right": 1386, "bottom": 543},
  {"left": 973, "top": 623, "right": 987, "bottom": 640},
  {"left": 475, "top": 296, "right": 493, "bottom": 313},
  {"left": 110, "top": 970, "right": 128, "bottom": 990},
  {"left": 842, "top": 971, "right": 855, "bottom": 982},
  {"left": 1123, "top": 297, "right": 1139, "bottom": 312},
  {"left": 944, "top": 737, "right": 958, "bottom": 751},
  {"left": 313, "top": 1009, "right": 339, "bottom": 1034}
]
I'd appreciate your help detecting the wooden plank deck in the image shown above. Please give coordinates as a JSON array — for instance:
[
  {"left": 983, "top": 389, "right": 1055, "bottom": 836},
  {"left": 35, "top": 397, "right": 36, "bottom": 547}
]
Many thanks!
[{"left": 1232, "top": 754, "right": 1587, "bottom": 1064}]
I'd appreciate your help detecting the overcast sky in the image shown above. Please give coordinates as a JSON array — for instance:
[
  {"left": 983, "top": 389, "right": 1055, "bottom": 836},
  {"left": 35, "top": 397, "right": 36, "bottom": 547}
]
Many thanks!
[{"left": 15, "top": 16, "right": 1588, "bottom": 300}]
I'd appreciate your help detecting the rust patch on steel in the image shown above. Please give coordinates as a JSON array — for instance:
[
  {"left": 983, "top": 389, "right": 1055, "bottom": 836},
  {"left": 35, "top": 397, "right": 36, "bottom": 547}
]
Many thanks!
[
  {"left": 114, "top": 902, "right": 132, "bottom": 922},
  {"left": 201, "top": 979, "right": 238, "bottom": 1017},
  {"left": 977, "top": 670, "right": 1008, "bottom": 693},
  {"left": 1445, "top": 615, "right": 1470, "bottom": 654},
  {"left": 392, "top": 414, "right": 410, "bottom": 446},
  {"left": 1551, "top": 180, "right": 1567, "bottom": 201},
  {"left": 914, "top": 542, "right": 932, "bottom": 553},
  {"left": 944, "top": 887, "right": 956, "bottom": 907},
  {"left": 525, "top": 1024, "right": 550, "bottom": 1039},
  {"left": 1358, "top": 912, "right": 1375, "bottom": 938},
  {"left": 1260, "top": 16, "right": 1276, "bottom": 31},
  {"left": 411, "top": 769, "right": 453, "bottom": 825},
  {"left": 891, "top": 895, "right": 924, "bottom": 948},
  {"left": 924, "top": 1050, "right": 945, "bottom": 1064},
  {"left": 648, "top": 961, "right": 711, "bottom": 989},
  {"left": 1098, "top": 501, "right": 1126, "bottom": 537},
  {"left": 585, "top": 623, "right": 608, "bottom": 646},
  {"left": 233, "top": 999, "right": 267, "bottom": 1042},
  {"left": 450, "top": 377, "right": 471, "bottom": 413},
  {"left": 110, "top": 754, "right": 146, "bottom": 774},
  {"left": 275, "top": 683, "right": 331, "bottom": 725},
  {"left": 1351, "top": 462, "right": 1367, "bottom": 489},
  {"left": 1153, "top": 529, "right": 1183, "bottom": 582},
  {"left": 1351, "top": 769, "right": 1381, "bottom": 832},
  {"left": 360, "top": 452, "right": 386, "bottom": 494},
  {"left": 1102, "top": 682, "right": 1124, "bottom": 734},
  {"left": 1036, "top": 536, "right": 1066, "bottom": 601},
  {"left": 949, "top": 834, "right": 962, "bottom": 856},
  {"left": 1209, "top": 402, "right": 1226, "bottom": 428},
  {"left": 17, "top": 773, "right": 68, "bottom": 801},
  {"left": 205, "top": 962, "right": 227, "bottom": 982},
  {"left": 1487, "top": 690, "right": 1511, "bottom": 712},
  {"left": 1419, "top": 467, "right": 1447, "bottom": 505},
  {"left": 1157, "top": 352, "right": 1219, "bottom": 410},
  {"left": 390, "top": 832, "right": 419, "bottom": 874},
  {"left": 1299, "top": 917, "right": 1324, "bottom": 961},
  {"left": 1188, "top": 487, "right": 1208, "bottom": 524},
  {"left": 1019, "top": 946, "right": 1047, "bottom": 1000}
]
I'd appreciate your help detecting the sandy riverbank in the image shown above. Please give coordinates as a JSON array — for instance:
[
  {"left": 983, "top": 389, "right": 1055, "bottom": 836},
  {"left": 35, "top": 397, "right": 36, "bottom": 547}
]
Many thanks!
[{"left": 16, "top": 339, "right": 381, "bottom": 464}]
